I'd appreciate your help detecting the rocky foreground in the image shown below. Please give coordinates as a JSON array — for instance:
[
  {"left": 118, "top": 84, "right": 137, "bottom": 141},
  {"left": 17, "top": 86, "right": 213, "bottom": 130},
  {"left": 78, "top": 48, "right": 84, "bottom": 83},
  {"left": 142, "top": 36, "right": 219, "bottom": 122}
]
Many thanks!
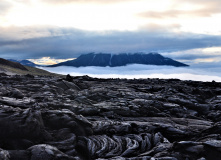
[{"left": 0, "top": 74, "right": 221, "bottom": 160}]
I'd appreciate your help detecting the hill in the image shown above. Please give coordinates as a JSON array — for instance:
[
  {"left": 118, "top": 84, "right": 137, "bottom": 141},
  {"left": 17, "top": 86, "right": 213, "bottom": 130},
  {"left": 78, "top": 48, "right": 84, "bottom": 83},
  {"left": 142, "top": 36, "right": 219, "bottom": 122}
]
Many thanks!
[
  {"left": 49, "top": 52, "right": 189, "bottom": 67},
  {"left": 0, "top": 58, "right": 28, "bottom": 71},
  {"left": 0, "top": 58, "right": 60, "bottom": 76},
  {"left": 8, "top": 59, "right": 39, "bottom": 67}
]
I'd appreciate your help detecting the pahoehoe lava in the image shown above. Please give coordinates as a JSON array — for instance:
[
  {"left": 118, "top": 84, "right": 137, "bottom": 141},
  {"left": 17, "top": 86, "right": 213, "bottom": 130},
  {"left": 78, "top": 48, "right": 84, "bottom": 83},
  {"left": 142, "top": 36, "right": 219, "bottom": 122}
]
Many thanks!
[{"left": 0, "top": 74, "right": 221, "bottom": 160}]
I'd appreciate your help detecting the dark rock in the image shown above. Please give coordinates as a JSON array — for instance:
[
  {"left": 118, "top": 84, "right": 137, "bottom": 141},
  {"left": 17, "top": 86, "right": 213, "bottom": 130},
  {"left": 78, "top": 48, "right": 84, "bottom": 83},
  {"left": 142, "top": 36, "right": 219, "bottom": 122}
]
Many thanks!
[
  {"left": 55, "top": 81, "right": 80, "bottom": 91},
  {"left": 0, "top": 148, "right": 10, "bottom": 160},
  {"left": 28, "top": 144, "right": 75, "bottom": 160},
  {"left": 0, "top": 75, "right": 221, "bottom": 159},
  {"left": 0, "top": 72, "right": 8, "bottom": 76},
  {"left": 66, "top": 74, "right": 74, "bottom": 82},
  {"left": 25, "top": 74, "right": 35, "bottom": 78},
  {"left": 10, "top": 88, "right": 24, "bottom": 99}
]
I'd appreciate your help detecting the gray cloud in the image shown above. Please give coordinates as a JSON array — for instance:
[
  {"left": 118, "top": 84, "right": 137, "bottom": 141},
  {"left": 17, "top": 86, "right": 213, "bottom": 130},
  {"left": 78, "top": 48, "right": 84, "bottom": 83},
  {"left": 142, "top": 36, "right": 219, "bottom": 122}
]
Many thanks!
[
  {"left": 161, "top": 46, "right": 221, "bottom": 62},
  {"left": 171, "top": 54, "right": 217, "bottom": 61},
  {"left": 0, "top": 26, "right": 66, "bottom": 40},
  {"left": 163, "top": 52, "right": 221, "bottom": 63},
  {"left": 1, "top": 26, "right": 221, "bottom": 59}
]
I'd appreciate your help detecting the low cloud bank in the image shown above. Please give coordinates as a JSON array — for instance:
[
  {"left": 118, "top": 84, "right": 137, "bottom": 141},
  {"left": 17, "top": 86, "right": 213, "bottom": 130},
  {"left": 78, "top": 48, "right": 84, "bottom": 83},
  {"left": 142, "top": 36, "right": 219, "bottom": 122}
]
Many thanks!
[{"left": 41, "top": 64, "right": 221, "bottom": 82}]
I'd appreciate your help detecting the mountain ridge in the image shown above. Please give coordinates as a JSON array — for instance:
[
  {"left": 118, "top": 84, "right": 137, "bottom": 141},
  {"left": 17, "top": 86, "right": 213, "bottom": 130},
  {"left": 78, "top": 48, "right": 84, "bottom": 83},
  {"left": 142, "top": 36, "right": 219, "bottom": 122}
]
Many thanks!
[
  {"left": 49, "top": 52, "right": 189, "bottom": 67},
  {"left": 0, "top": 58, "right": 60, "bottom": 76},
  {"left": 0, "top": 58, "right": 28, "bottom": 71},
  {"left": 8, "top": 59, "right": 39, "bottom": 67}
]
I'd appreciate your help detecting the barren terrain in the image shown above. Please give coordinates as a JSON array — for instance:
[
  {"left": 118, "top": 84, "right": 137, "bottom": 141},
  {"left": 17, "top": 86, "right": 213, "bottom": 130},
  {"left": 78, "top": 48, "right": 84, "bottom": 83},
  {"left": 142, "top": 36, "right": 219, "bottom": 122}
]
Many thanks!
[{"left": 0, "top": 74, "right": 221, "bottom": 160}]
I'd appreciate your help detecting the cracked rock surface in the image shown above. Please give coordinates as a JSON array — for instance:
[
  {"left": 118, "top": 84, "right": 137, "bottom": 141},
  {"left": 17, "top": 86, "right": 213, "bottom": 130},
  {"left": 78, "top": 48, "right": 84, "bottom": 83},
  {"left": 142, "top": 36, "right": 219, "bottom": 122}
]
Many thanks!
[{"left": 0, "top": 74, "right": 221, "bottom": 160}]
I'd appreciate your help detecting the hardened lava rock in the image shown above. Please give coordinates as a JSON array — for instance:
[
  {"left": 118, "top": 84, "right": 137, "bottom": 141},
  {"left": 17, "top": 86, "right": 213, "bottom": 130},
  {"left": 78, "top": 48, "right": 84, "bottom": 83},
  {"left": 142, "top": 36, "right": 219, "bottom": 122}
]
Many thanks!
[{"left": 0, "top": 74, "right": 221, "bottom": 159}]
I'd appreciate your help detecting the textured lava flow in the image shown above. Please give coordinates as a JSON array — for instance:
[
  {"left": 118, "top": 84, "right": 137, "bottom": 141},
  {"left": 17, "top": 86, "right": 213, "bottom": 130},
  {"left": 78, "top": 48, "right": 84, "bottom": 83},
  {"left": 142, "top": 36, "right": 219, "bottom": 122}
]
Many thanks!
[{"left": 0, "top": 74, "right": 221, "bottom": 160}]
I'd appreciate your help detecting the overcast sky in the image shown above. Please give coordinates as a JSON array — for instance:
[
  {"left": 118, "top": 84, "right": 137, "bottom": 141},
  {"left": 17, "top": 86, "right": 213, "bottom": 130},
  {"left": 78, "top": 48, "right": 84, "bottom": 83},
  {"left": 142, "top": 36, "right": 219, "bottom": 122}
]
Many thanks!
[{"left": 0, "top": 0, "right": 221, "bottom": 64}]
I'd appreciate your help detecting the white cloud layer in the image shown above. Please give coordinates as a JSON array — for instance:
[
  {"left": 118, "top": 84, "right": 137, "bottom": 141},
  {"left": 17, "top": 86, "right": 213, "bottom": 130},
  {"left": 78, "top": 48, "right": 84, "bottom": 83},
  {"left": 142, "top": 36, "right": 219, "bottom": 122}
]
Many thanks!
[{"left": 40, "top": 64, "right": 221, "bottom": 82}]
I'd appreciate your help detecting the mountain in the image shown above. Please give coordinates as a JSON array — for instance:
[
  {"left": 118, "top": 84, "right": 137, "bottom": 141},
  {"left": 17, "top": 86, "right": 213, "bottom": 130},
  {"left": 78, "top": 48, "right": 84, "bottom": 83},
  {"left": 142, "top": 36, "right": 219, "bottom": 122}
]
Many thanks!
[
  {"left": 50, "top": 53, "right": 189, "bottom": 67},
  {"left": 0, "top": 58, "right": 60, "bottom": 76},
  {"left": 8, "top": 59, "right": 39, "bottom": 67},
  {"left": 0, "top": 58, "right": 28, "bottom": 71}
]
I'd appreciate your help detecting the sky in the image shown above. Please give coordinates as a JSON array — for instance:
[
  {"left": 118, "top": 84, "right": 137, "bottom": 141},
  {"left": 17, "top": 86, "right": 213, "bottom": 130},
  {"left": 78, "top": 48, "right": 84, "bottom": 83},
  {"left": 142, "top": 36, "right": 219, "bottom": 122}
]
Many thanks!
[{"left": 0, "top": 0, "right": 221, "bottom": 65}]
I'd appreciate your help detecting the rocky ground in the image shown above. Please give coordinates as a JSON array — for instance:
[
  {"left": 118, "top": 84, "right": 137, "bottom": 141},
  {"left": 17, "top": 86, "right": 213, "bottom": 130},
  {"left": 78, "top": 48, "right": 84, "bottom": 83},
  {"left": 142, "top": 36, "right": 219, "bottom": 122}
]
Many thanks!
[{"left": 0, "top": 74, "right": 221, "bottom": 160}]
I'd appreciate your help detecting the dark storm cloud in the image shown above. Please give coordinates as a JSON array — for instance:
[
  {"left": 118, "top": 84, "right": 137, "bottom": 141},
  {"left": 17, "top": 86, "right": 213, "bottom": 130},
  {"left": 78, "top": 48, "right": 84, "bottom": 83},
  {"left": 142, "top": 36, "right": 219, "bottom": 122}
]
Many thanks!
[{"left": 1, "top": 27, "right": 221, "bottom": 59}]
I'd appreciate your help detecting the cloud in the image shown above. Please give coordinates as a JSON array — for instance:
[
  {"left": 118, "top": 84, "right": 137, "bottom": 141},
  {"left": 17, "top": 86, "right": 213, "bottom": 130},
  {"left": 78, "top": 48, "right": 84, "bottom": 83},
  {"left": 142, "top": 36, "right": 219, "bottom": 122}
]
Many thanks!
[
  {"left": 162, "top": 47, "right": 221, "bottom": 64},
  {"left": 139, "top": 23, "right": 181, "bottom": 32},
  {"left": 29, "top": 57, "right": 75, "bottom": 65},
  {"left": 138, "top": 6, "right": 221, "bottom": 19},
  {"left": 0, "top": 1, "right": 12, "bottom": 16},
  {"left": 1, "top": 26, "right": 221, "bottom": 59},
  {"left": 41, "top": 64, "right": 221, "bottom": 82},
  {"left": 40, "top": 0, "right": 137, "bottom": 5},
  {"left": 138, "top": 0, "right": 221, "bottom": 19},
  {"left": 184, "top": 0, "right": 221, "bottom": 6},
  {"left": 0, "top": 26, "right": 66, "bottom": 40},
  {"left": 138, "top": 7, "right": 221, "bottom": 19}
]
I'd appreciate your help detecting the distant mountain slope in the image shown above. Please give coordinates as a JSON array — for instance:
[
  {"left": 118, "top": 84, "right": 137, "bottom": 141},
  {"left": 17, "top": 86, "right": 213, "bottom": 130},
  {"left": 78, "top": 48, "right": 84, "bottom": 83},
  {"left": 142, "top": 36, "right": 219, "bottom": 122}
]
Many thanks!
[
  {"left": 0, "top": 58, "right": 28, "bottom": 71},
  {"left": 8, "top": 59, "right": 38, "bottom": 67},
  {"left": 0, "top": 58, "right": 61, "bottom": 76},
  {"left": 50, "top": 53, "right": 189, "bottom": 67}
]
